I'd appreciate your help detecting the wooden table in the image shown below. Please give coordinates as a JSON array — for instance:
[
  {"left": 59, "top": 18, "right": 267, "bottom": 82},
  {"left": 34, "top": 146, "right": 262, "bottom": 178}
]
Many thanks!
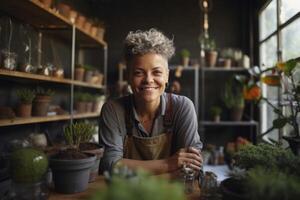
[{"left": 49, "top": 175, "right": 201, "bottom": 200}]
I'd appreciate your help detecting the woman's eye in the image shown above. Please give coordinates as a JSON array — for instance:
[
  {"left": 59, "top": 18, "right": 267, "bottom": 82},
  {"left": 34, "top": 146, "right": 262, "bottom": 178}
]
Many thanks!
[
  {"left": 153, "top": 71, "right": 162, "bottom": 75},
  {"left": 133, "top": 71, "right": 143, "bottom": 76}
]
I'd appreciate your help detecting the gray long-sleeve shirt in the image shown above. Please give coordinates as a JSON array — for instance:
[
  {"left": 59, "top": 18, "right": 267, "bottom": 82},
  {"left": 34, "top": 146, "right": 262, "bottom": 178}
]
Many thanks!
[{"left": 99, "top": 93, "right": 203, "bottom": 172}]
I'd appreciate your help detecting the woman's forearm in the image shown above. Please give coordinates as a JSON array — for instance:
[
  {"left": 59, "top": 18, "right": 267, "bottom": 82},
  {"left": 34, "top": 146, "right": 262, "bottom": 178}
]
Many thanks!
[{"left": 118, "top": 158, "right": 171, "bottom": 175}]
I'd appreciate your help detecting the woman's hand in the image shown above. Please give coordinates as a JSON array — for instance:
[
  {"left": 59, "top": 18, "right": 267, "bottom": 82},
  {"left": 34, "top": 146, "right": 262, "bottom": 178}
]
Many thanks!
[{"left": 167, "top": 147, "right": 203, "bottom": 172}]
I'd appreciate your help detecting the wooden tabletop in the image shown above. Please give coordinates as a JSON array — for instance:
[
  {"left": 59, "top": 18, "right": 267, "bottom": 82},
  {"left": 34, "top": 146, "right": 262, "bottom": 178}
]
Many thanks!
[{"left": 49, "top": 175, "right": 201, "bottom": 200}]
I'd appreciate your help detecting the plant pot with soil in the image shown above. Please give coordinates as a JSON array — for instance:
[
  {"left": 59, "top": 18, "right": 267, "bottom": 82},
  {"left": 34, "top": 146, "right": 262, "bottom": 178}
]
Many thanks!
[
  {"left": 83, "top": 65, "right": 95, "bottom": 83},
  {"left": 32, "top": 87, "right": 54, "bottom": 116},
  {"left": 180, "top": 49, "right": 190, "bottom": 67},
  {"left": 74, "top": 92, "right": 87, "bottom": 113},
  {"left": 66, "top": 122, "right": 104, "bottom": 182},
  {"left": 49, "top": 122, "right": 98, "bottom": 193},
  {"left": 210, "top": 105, "right": 222, "bottom": 122},
  {"left": 16, "top": 88, "right": 35, "bottom": 118},
  {"left": 75, "top": 64, "right": 85, "bottom": 81}
]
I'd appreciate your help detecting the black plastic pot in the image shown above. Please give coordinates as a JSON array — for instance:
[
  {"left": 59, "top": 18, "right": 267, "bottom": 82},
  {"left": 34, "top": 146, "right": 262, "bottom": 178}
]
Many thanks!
[
  {"left": 220, "top": 178, "right": 249, "bottom": 200},
  {"left": 49, "top": 153, "right": 96, "bottom": 194}
]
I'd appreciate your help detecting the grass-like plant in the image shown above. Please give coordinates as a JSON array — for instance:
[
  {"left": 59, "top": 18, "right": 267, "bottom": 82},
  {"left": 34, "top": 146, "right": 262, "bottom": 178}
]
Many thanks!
[
  {"left": 16, "top": 89, "right": 35, "bottom": 104},
  {"left": 64, "top": 122, "right": 95, "bottom": 149},
  {"left": 210, "top": 106, "right": 222, "bottom": 116},
  {"left": 35, "top": 87, "right": 55, "bottom": 96}
]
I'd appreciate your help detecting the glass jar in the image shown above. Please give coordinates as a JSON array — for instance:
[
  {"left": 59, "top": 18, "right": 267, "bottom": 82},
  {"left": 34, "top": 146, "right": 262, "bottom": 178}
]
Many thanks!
[
  {"left": 182, "top": 164, "right": 195, "bottom": 194},
  {"left": 1, "top": 50, "right": 17, "bottom": 70}
]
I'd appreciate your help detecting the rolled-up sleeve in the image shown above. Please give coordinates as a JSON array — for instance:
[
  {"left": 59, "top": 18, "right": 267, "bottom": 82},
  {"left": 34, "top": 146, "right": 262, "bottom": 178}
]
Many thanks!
[
  {"left": 173, "top": 96, "right": 203, "bottom": 151},
  {"left": 99, "top": 101, "right": 125, "bottom": 173}
]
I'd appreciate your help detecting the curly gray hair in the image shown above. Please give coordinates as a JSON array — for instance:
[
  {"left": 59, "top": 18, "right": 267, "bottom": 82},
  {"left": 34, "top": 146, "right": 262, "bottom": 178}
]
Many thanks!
[{"left": 124, "top": 28, "right": 175, "bottom": 63}]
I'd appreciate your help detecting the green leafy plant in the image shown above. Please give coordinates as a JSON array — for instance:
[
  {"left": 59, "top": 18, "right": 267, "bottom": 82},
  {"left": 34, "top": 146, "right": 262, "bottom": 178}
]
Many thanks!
[
  {"left": 198, "top": 35, "right": 216, "bottom": 51},
  {"left": 248, "top": 57, "right": 300, "bottom": 139},
  {"left": 210, "top": 106, "right": 222, "bottom": 116},
  {"left": 64, "top": 122, "right": 95, "bottom": 149},
  {"left": 223, "top": 77, "right": 245, "bottom": 109},
  {"left": 74, "top": 92, "right": 87, "bottom": 102},
  {"left": 16, "top": 89, "right": 35, "bottom": 104},
  {"left": 180, "top": 49, "right": 190, "bottom": 58},
  {"left": 83, "top": 64, "right": 95, "bottom": 71},
  {"left": 35, "top": 87, "right": 55, "bottom": 96},
  {"left": 246, "top": 167, "right": 300, "bottom": 200},
  {"left": 89, "top": 166, "right": 185, "bottom": 200}
]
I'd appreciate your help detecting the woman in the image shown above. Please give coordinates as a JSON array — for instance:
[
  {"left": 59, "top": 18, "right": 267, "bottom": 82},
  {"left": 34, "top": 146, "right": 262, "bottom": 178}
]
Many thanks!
[{"left": 99, "top": 28, "right": 203, "bottom": 175}]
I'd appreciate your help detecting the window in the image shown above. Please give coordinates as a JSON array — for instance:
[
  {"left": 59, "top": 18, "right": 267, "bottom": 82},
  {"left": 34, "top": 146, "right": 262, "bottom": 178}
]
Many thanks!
[{"left": 259, "top": 0, "right": 300, "bottom": 141}]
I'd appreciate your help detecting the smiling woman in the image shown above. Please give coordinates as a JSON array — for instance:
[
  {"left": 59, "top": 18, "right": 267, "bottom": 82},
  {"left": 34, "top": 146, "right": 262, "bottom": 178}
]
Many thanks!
[{"left": 99, "top": 28, "right": 203, "bottom": 176}]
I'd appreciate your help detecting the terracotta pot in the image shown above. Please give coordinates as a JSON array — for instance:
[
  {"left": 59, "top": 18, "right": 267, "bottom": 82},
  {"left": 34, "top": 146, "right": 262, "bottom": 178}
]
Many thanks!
[
  {"left": 75, "top": 68, "right": 85, "bottom": 81},
  {"left": 84, "top": 70, "right": 93, "bottom": 83},
  {"left": 33, "top": 96, "right": 52, "bottom": 116},
  {"left": 205, "top": 50, "right": 218, "bottom": 67},
  {"left": 92, "top": 98, "right": 105, "bottom": 113},
  {"left": 17, "top": 104, "right": 32, "bottom": 118},
  {"left": 86, "top": 102, "right": 93, "bottom": 113},
  {"left": 230, "top": 107, "right": 244, "bottom": 121},
  {"left": 76, "top": 15, "right": 86, "bottom": 28},
  {"left": 182, "top": 57, "right": 189, "bottom": 67},
  {"left": 75, "top": 102, "right": 86, "bottom": 113},
  {"left": 39, "top": 0, "right": 52, "bottom": 8},
  {"left": 83, "top": 21, "right": 92, "bottom": 33},
  {"left": 97, "top": 27, "right": 105, "bottom": 41},
  {"left": 56, "top": 3, "right": 71, "bottom": 18},
  {"left": 69, "top": 10, "right": 78, "bottom": 23},
  {"left": 90, "top": 26, "right": 98, "bottom": 37}
]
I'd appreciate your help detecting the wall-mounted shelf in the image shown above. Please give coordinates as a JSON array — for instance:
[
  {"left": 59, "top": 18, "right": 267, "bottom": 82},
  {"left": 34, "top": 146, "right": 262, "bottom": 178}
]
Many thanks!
[
  {"left": 0, "top": 113, "right": 100, "bottom": 127},
  {"left": 0, "top": 0, "right": 107, "bottom": 47},
  {"left": 0, "top": 69, "right": 104, "bottom": 89}
]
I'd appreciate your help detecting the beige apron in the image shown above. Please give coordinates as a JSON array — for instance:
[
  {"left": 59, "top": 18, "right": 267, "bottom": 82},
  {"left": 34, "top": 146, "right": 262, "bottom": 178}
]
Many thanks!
[{"left": 123, "top": 93, "right": 174, "bottom": 160}]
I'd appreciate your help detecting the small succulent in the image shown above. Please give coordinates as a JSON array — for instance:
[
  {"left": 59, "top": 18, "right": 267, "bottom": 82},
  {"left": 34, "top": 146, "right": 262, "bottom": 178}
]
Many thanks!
[
  {"left": 16, "top": 88, "right": 35, "bottom": 104},
  {"left": 210, "top": 106, "right": 222, "bottom": 116},
  {"left": 180, "top": 49, "right": 190, "bottom": 58}
]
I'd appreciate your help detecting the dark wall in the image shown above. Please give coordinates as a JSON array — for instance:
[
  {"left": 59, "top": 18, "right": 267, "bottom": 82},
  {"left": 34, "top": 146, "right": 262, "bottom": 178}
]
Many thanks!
[{"left": 92, "top": 0, "right": 254, "bottom": 85}]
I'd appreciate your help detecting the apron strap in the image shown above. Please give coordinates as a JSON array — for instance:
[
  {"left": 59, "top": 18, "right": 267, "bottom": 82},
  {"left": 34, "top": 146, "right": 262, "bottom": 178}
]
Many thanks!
[
  {"left": 163, "top": 93, "right": 173, "bottom": 133},
  {"left": 123, "top": 95, "right": 134, "bottom": 136}
]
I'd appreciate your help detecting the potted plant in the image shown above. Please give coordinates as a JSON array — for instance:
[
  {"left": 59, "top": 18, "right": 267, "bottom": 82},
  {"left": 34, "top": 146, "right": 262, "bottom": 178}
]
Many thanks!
[
  {"left": 223, "top": 77, "right": 245, "bottom": 121},
  {"left": 85, "top": 93, "right": 94, "bottom": 112},
  {"left": 210, "top": 105, "right": 222, "bottom": 122},
  {"left": 49, "top": 122, "right": 96, "bottom": 194},
  {"left": 75, "top": 64, "right": 85, "bottom": 81},
  {"left": 75, "top": 122, "right": 104, "bottom": 182},
  {"left": 83, "top": 65, "right": 95, "bottom": 83},
  {"left": 220, "top": 48, "right": 234, "bottom": 68},
  {"left": 92, "top": 95, "right": 106, "bottom": 113},
  {"left": 16, "top": 88, "right": 35, "bottom": 118},
  {"left": 221, "top": 143, "right": 300, "bottom": 200},
  {"left": 199, "top": 35, "right": 218, "bottom": 67},
  {"left": 74, "top": 92, "right": 87, "bottom": 113},
  {"left": 180, "top": 49, "right": 190, "bottom": 67},
  {"left": 32, "top": 87, "right": 54, "bottom": 116},
  {"left": 9, "top": 148, "right": 49, "bottom": 199},
  {"left": 245, "top": 57, "right": 300, "bottom": 155},
  {"left": 88, "top": 166, "right": 185, "bottom": 200}
]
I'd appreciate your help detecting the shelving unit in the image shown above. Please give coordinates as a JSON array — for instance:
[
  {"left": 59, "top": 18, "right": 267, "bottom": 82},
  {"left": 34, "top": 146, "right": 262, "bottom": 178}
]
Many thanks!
[
  {"left": 169, "top": 66, "right": 199, "bottom": 116},
  {"left": 0, "top": 1, "right": 107, "bottom": 131},
  {"left": 199, "top": 67, "right": 259, "bottom": 145}
]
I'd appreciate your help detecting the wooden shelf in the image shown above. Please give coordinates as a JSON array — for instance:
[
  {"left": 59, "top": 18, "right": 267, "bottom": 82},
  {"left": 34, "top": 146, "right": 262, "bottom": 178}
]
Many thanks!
[
  {"left": 73, "top": 112, "right": 100, "bottom": 119},
  {"left": 200, "top": 120, "right": 258, "bottom": 126},
  {"left": 0, "top": 69, "right": 73, "bottom": 85},
  {"left": 0, "top": 112, "right": 100, "bottom": 127},
  {"left": 0, "top": 0, "right": 107, "bottom": 47},
  {"left": 0, "top": 69, "right": 104, "bottom": 89},
  {"left": 0, "top": 115, "right": 71, "bottom": 127},
  {"left": 201, "top": 67, "right": 248, "bottom": 72}
]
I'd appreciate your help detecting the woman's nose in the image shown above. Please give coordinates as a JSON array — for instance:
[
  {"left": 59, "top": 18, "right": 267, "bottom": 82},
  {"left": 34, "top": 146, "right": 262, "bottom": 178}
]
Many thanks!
[{"left": 143, "top": 73, "right": 154, "bottom": 83}]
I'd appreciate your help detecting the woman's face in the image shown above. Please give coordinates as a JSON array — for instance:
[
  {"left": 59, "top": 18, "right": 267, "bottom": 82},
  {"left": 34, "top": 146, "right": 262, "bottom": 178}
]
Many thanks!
[{"left": 128, "top": 53, "right": 169, "bottom": 103}]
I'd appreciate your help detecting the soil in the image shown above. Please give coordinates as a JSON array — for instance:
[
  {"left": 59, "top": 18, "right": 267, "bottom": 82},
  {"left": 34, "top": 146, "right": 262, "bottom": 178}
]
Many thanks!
[
  {"left": 79, "top": 143, "right": 102, "bottom": 151},
  {"left": 53, "top": 148, "right": 88, "bottom": 160}
]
